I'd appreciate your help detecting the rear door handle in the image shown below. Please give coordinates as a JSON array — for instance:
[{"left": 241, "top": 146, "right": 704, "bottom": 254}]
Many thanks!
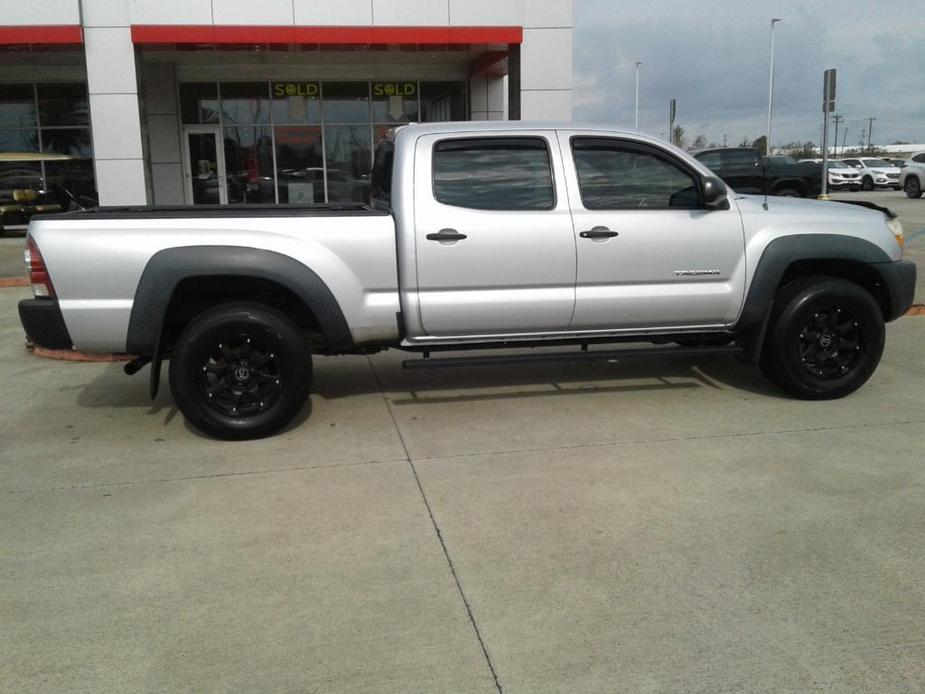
[
  {"left": 579, "top": 226, "right": 619, "bottom": 239},
  {"left": 426, "top": 228, "right": 467, "bottom": 242}
]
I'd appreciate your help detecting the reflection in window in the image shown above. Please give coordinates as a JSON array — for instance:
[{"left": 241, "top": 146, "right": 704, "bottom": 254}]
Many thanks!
[
  {"left": 0, "top": 128, "right": 39, "bottom": 152},
  {"left": 179, "top": 83, "right": 219, "bottom": 124},
  {"left": 41, "top": 128, "right": 92, "bottom": 158},
  {"left": 0, "top": 162, "right": 42, "bottom": 205},
  {"left": 274, "top": 126, "right": 325, "bottom": 203},
  {"left": 0, "top": 84, "right": 36, "bottom": 129},
  {"left": 324, "top": 125, "right": 371, "bottom": 203},
  {"left": 572, "top": 139, "right": 700, "bottom": 210},
  {"left": 322, "top": 82, "right": 369, "bottom": 124},
  {"left": 433, "top": 138, "right": 554, "bottom": 211},
  {"left": 421, "top": 82, "right": 466, "bottom": 122},
  {"left": 220, "top": 83, "right": 270, "bottom": 125},
  {"left": 223, "top": 126, "right": 274, "bottom": 203},
  {"left": 38, "top": 83, "right": 89, "bottom": 126}
]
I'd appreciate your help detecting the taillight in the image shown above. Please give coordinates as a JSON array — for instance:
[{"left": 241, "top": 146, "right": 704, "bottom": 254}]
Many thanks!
[{"left": 25, "top": 236, "right": 55, "bottom": 298}]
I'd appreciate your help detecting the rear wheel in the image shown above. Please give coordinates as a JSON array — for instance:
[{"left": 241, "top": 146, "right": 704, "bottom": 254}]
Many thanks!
[
  {"left": 759, "top": 277, "right": 884, "bottom": 399},
  {"left": 904, "top": 176, "right": 922, "bottom": 199},
  {"left": 861, "top": 176, "right": 874, "bottom": 191},
  {"left": 168, "top": 302, "right": 311, "bottom": 440},
  {"left": 776, "top": 188, "right": 801, "bottom": 197}
]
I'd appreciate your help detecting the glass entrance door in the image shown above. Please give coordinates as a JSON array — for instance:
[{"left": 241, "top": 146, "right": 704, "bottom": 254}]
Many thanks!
[{"left": 183, "top": 127, "right": 227, "bottom": 204}]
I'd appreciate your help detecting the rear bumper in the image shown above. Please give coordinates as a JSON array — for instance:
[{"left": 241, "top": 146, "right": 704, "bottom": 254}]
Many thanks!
[
  {"left": 876, "top": 259, "right": 917, "bottom": 321},
  {"left": 18, "top": 299, "right": 73, "bottom": 350}
]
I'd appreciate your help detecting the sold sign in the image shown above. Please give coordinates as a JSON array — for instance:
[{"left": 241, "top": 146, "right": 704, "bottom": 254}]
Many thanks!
[{"left": 273, "top": 82, "right": 320, "bottom": 98}]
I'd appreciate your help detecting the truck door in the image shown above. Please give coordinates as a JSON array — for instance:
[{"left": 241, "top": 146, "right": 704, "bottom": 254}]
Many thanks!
[
  {"left": 558, "top": 132, "right": 745, "bottom": 331},
  {"left": 721, "top": 148, "right": 764, "bottom": 193},
  {"left": 412, "top": 132, "right": 576, "bottom": 337}
]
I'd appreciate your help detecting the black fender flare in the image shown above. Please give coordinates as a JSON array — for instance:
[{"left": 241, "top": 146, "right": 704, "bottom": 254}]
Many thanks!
[
  {"left": 733, "top": 234, "right": 893, "bottom": 363},
  {"left": 126, "top": 246, "right": 353, "bottom": 357}
]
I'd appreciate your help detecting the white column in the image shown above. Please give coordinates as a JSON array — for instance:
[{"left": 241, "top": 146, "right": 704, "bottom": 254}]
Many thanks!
[
  {"left": 520, "top": 1, "right": 573, "bottom": 121},
  {"left": 82, "top": 0, "right": 148, "bottom": 205}
]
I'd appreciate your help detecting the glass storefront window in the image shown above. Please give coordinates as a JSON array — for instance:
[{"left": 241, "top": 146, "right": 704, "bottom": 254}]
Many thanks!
[
  {"left": 324, "top": 124, "right": 371, "bottom": 203},
  {"left": 322, "top": 82, "right": 370, "bottom": 124},
  {"left": 274, "top": 126, "right": 324, "bottom": 203},
  {"left": 180, "top": 83, "right": 219, "bottom": 124},
  {"left": 220, "top": 83, "right": 270, "bottom": 125},
  {"left": 271, "top": 82, "right": 321, "bottom": 124},
  {"left": 0, "top": 84, "right": 36, "bottom": 129},
  {"left": 37, "top": 83, "right": 89, "bottom": 126},
  {"left": 0, "top": 128, "right": 39, "bottom": 152},
  {"left": 371, "top": 81, "right": 419, "bottom": 123},
  {"left": 41, "top": 128, "right": 93, "bottom": 158},
  {"left": 223, "top": 126, "right": 274, "bottom": 203},
  {"left": 421, "top": 82, "right": 467, "bottom": 122}
]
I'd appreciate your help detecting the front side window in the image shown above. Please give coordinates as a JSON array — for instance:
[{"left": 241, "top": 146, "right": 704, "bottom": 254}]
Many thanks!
[
  {"left": 723, "top": 149, "right": 759, "bottom": 167},
  {"left": 842, "top": 159, "right": 861, "bottom": 168},
  {"left": 572, "top": 138, "right": 701, "bottom": 210},
  {"left": 433, "top": 137, "right": 554, "bottom": 211},
  {"left": 913, "top": 154, "right": 925, "bottom": 163}
]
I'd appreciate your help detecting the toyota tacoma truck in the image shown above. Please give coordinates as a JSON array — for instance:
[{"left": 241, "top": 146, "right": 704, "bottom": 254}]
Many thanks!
[{"left": 18, "top": 122, "right": 916, "bottom": 439}]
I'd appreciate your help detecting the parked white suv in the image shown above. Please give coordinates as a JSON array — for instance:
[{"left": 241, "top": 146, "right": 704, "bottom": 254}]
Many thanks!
[
  {"left": 800, "top": 159, "right": 862, "bottom": 191},
  {"left": 839, "top": 157, "right": 902, "bottom": 191},
  {"left": 899, "top": 151, "right": 925, "bottom": 199}
]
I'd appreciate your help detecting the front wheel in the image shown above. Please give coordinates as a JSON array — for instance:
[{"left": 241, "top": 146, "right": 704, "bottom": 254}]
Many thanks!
[
  {"left": 759, "top": 277, "right": 884, "bottom": 399},
  {"left": 168, "top": 302, "right": 312, "bottom": 440},
  {"left": 904, "top": 176, "right": 922, "bottom": 199},
  {"left": 861, "top": 176, "right": 874, "bottom": 191}
]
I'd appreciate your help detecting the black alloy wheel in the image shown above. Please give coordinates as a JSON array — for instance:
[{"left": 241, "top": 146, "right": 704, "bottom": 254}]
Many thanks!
[
  {"left": 760, "top": 277, "right": 884, "bottom": 399},
  {"left": 169, "top": 302, "right": 311, "bottom": 439},
  {"left": 904, "top": 176, "right": 922, "bottom": 199}
]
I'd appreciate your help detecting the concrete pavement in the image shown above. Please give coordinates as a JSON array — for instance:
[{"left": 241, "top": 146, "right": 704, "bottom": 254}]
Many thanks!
[{"left": 2, "top": 284, "right": 925, "bottom": 693}]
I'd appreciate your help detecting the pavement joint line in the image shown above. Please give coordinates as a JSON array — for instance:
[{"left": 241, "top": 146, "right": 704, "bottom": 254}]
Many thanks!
[
  {"left": 366, "top": 355, "right": 504, "bottom": 694},
  {"left": 2, "top": 456, "right": 409, "bottom": 495},
  {"left": 410, "top": 418, "right": 925, "bottom": 464}
]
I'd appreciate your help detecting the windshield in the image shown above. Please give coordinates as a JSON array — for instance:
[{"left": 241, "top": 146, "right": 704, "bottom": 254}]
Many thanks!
[
  {"left": 828, "top": 160, "right": 851, "bottom": 169},
  {"left": 862, "top": 159, "right": 890, "bottom": 168}
]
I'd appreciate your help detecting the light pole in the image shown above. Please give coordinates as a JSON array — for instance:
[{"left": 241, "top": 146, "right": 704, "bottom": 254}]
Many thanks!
[
  {"left": 634, "top": 61, "right": 642, "bottom": 130},
  {"left": 766, "top": 18, "right": 783, "bottom": 157},
  {"left": 865, "top": 117, "right": 877, "bottom": 152}
]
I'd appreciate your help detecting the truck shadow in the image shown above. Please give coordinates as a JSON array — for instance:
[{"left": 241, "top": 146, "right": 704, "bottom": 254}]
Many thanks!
[{"left": 74, "top": 351, "right": 785, "bottom": 418}]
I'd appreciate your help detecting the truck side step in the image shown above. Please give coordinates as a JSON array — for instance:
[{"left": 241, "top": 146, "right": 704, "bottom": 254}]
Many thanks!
[{"left": 401, "top": 344, "right": 741, "bottom": 370}]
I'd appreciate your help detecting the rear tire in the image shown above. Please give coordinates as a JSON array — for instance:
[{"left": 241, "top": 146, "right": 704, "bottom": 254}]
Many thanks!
[
  {"left": 759, "top": 277, "right": 884, "bottom": 399},
  {"left": 775, "top": 188, "right": 801, "bottom": 197},
  {"left": 168, "top": 302, "right": 311, "bottom": 440},
  {"left": 904, "top": 176, "right": 922, "bottom": 199}
]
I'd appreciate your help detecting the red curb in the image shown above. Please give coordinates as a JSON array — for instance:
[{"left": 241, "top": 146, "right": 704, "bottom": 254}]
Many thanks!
[
  {"left": 906, "top": 305, "right": 925, "bottom": 316},
  {"left": 30, "top": 346, "right": 132, "bottom": 362},
  {"left": 0, "top": 277, "right": 28, "bottom": 287}
]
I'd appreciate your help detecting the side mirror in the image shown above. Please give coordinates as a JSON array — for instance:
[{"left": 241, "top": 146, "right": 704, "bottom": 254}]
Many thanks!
[{"left": 702, "top": 176, "right": 728, "bottom": 209}]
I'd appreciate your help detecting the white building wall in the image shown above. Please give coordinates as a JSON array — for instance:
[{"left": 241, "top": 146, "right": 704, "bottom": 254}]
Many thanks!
[
  {"left": 82, "top": 0, "right": 148, "bottom": 205},
  {"left": 520, "top": 3, "right": 573, "bottom": 120}
]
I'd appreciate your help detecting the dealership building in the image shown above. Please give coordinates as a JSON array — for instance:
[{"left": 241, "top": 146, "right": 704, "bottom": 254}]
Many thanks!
[{"left": 0, "top": 1, "right": 572, "bottom": 207}]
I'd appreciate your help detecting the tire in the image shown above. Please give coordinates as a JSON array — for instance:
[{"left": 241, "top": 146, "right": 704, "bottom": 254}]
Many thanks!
[
  {"left": 861, "top": 176, "right": 874, "bottom": 191},
  {"left": 759, "top": 277, "right": 884, "bottom": 400},
  {"left": 904, "top": 176, "right": 922, "bottom": 199},
  {"left": 775, "top": 188, "right": 801, "bottom": 198},
  {"left": 168, "top": 302, "right": 312, "bottom": 440}
]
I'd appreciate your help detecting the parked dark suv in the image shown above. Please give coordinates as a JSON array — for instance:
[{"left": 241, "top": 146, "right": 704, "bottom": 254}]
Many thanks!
[{"left": 693, "top": 148, "right": 822, "bottom": 198}]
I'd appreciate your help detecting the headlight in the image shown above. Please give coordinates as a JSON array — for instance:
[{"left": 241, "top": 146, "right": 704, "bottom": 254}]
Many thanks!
[{"left": 886, "top": 216, "right": 904, "bottom": 251}]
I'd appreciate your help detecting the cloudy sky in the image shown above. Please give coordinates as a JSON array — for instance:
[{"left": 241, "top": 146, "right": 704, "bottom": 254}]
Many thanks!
[{"left": 573, "top": 0, "right": 925, "bottom": 148}]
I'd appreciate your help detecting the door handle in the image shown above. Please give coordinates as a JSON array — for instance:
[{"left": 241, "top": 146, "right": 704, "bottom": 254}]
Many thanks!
[
  {"left": 426, "top": 228, "right": 468, "bottom": 242},
  {"left": 579, "top": 226, "right": 619, "bottom": 239}
]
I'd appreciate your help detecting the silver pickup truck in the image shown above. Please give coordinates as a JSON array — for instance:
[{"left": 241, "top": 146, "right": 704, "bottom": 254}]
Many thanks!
[{"left": 19, "top": 122, "right": 916, "bottom": 439}]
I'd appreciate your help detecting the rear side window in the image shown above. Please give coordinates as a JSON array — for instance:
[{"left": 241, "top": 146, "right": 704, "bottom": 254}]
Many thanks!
[
  {"left": 723, "top": 149, "right": 759, "bottom": 167},
  {"left": 913, "top": 154, "right": 925, "bottom": 163},
  {"left": 432, "top": 137, "right": 554, "bottom": 210},
  {"left": 695, "top": 151, "right": 722, "bottom": 169}
]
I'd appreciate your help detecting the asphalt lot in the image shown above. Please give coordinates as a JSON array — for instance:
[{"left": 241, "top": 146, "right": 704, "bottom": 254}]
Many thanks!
[{"left": 3, "top": 272, "right": 925, "bottom": 691}]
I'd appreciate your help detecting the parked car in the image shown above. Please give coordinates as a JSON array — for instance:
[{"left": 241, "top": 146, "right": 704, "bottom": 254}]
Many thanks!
[
  {"left": 838, "top": 157, "right": 901, "bottom": 191},
  {"left": 694, "top": 148, "right": 821, "bottom": 197},
  {"left": 19, "top": 122, "right": 914, "bottom": 439},
  {"left": 899, "top": 153, "right": 925, "bottom": 198},
  {"left": 799, "top": 159, "right": 862, "bottom": 191}
]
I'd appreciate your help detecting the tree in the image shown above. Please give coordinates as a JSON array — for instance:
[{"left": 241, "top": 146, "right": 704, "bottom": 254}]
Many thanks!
[
  {"left": 689, "top": 134, "right": 708, "bottom": 151},
  {"left": 751, "top": 135, "right": 767, "bottom": 154},
  {"left": 672, "top": 124, "right": 687, "bottom": 149},
  {"left": 784, "top": 141, "right": 818, "bottom": 160}
]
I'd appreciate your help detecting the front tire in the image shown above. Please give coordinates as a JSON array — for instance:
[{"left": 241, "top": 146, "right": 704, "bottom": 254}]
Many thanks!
[
  {"left": 904, "top": 176, "right": 922, "bottom": 199},
  {"left": 168, "top": 302, "right": 312, "bottom": 440},
  {"left": 861, "top": 176, "right": 874, "bottom": 191},
  {"left": 759, "top": 277, "right": 884, "bottom": 399}
]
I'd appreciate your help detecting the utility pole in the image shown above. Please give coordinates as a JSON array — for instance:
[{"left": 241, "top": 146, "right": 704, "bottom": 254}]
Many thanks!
[
  {"left": 634, "top": 61, "right": 642, "bottom": 130},
  {"left": 865, "top": 117, "right": 877, "bottom": 152},
  {"left": 766, "top": 18, "right": 783, "bottom": 157},
  {"left": 669, "top": 99, "right": 677, "bottom": 145},
  {"left": 820, "top": 69, "right": 836, "bottom": 199},
  {"left": 723, "top": 133, "right": 727, "bottom": 148},
  {"left": 832, "top": 114, "right": 843, "bottom": 157}
]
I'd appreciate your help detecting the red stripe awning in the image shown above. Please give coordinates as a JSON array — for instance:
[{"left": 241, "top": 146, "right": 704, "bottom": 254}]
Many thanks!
[
  {"left": 0, "top": 25, "right": 83, "bottom": 45},
  {"left": 131, "top": 24, "right": 522, "bottom": 46}
]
